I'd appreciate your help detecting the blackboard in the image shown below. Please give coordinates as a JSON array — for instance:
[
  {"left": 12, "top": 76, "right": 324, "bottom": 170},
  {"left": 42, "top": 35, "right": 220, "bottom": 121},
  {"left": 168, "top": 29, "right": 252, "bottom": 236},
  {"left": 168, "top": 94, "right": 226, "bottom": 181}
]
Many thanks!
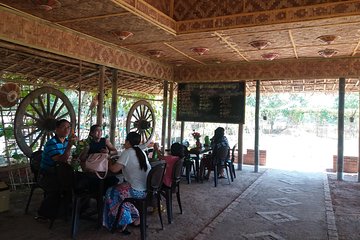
[{"left": 176, "top": 82, "right": 246, "bottom": 123}]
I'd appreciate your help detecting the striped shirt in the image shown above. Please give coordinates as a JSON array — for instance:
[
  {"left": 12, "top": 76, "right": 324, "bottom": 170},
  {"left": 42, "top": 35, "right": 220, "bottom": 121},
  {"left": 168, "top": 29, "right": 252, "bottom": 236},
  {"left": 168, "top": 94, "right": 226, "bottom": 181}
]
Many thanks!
[{"left": 41, "top": 135, "right": 68, "bottom": 170}]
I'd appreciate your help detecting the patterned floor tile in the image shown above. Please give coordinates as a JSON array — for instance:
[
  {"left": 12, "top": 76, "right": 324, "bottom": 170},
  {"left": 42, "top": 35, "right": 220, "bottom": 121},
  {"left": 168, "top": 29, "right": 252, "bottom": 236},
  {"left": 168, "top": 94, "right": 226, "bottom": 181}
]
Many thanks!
[
  {"left": 268, "top": 197, "right": 301, "bottom": 206},
  {"left": 257, "top": 211, "right": 299, "bottom": 223},
  {"left": 243, "top": 231, "right": 286, "bottom": 240},
  {"left": 278, "top": 187, "right": 299, "bottom": 193},
  {"left": 279, "top": 179, "right": 302, "bottom": 185}
]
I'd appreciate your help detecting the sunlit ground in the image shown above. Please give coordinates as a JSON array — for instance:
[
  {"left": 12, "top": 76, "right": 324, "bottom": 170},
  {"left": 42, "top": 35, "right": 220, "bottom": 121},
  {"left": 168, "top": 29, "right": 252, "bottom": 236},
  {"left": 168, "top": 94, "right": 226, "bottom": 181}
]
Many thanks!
[{"left": 243, "top": 133, "right": 358, "bottom": 173}]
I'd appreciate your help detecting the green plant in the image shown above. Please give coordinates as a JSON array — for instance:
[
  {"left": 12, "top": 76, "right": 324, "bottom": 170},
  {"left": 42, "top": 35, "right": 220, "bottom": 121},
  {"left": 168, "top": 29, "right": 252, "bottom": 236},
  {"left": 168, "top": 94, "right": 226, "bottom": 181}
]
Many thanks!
[
  {"left": 11, "top": 152, "right": 27, "bottom": 164},
  {"left": 72, "top": 137, "right": 91, "bottom": 157},
  {"left": 0, "top": 126, "right": 13, "bottom": 138}
]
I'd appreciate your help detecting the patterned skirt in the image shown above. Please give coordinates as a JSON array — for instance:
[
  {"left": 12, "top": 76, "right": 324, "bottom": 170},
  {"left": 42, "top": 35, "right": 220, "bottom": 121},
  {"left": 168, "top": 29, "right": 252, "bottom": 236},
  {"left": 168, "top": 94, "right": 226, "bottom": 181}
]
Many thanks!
[{"left": 103, "top": 182, "right": 146, "bottom": 229}]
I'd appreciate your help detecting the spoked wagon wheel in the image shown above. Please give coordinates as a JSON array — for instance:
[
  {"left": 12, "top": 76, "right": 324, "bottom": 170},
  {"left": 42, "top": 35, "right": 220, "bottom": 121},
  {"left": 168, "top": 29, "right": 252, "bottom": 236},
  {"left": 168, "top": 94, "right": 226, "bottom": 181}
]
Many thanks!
[
  {"left": 14, "top": 87, "right": 76, "bottom": 157},
  {"left": 126, "top": 100, "right": 155, "bottom": 145}
]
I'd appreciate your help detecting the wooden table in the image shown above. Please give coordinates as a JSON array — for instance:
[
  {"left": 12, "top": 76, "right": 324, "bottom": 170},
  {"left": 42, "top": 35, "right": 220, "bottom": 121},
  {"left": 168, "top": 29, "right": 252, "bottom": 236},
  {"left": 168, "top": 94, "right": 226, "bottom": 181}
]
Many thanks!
[{"left": 188, "top": 147, "right": 212, "bottom": 181}]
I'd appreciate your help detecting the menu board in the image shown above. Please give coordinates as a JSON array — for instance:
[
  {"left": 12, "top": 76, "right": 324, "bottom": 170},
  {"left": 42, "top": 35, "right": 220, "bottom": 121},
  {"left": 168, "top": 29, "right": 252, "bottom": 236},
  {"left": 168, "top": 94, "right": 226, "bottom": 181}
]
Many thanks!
[{"left": 176, "top": 82, "right": 246, "bottom": 123}]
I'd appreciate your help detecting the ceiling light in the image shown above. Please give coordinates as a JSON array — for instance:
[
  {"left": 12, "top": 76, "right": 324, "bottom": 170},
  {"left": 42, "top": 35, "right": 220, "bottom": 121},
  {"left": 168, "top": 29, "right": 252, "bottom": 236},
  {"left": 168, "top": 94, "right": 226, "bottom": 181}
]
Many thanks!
[
  {"left": 261, "top": 53, "right": 279, "bottom": 61},
  {"left": 111, "top": 31, "right": 133, "bottom": 40},
  {"left": 147, "top": 50, "right": 163, "bottom": 58},
  {"left": 190, "top": 47, "right": 209, "bottom": 56},
  {"left": 249, "top": 40, "right": 271, "bottom": 50},
  {"left": 317, "top": 35, "right": 338, "bottom": 44},
  {"left": 318, "top": 48, "right": 338, "bottom": 58},
  {"left": 33, "top": 0, "right": 61, "bottom": 11}
]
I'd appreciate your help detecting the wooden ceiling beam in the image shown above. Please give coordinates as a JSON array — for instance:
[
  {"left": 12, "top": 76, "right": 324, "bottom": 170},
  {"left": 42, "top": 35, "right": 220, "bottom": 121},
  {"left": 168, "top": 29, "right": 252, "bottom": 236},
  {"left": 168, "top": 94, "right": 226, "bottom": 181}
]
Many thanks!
[
  {"left": 164, "top": 42, "right": 205, "bottom": 65},
  {"left": 351, "top": 40, "right": 360, "bottom": 56},
  {"left": 213, "top": 32, "right": 249, "bottom": 62},
  {"left": 288, "top": 30, "right": 298, "bottom": 59},
  {"left": 55, "top": 12, "right": 131, "bottom": 24}
]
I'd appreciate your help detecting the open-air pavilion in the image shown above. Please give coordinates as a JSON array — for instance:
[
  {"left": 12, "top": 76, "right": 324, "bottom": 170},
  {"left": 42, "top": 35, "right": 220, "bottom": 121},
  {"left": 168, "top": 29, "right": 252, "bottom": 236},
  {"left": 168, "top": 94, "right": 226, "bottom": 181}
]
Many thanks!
[{"left": 0, "top": 1, "right": 360, "bottom": 240}]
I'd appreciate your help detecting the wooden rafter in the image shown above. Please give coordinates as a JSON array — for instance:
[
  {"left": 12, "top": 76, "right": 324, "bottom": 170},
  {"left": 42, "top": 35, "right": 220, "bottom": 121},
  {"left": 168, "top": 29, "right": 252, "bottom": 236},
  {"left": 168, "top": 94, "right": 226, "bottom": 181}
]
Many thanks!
[
  {"left": 55, "top": 12, "right": 131, "bottom": 24},
  {"left": 213, "top": 32, "right": 249, "bottom": 62},
  {"left": 288, "top": 30, "right": 298, "bottom": 59}
]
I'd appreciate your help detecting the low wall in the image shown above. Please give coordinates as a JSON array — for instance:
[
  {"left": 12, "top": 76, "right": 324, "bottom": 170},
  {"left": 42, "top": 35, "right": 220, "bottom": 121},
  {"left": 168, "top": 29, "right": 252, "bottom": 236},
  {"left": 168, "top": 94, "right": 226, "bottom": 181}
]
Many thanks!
[
  {"left": 333, "top": 156, "right": 359, "bottom": 173},
  {"left": 242, "top": 149, "right": 267, "bottom": 166}
]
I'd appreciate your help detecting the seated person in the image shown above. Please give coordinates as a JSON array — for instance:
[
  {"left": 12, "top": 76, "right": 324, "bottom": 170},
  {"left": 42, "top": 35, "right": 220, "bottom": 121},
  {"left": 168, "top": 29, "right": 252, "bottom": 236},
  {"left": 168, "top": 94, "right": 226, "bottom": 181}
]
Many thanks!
[
  {"left": 37, "top": 119, "right": 77, "bottom": 220},
  {"left": 148, "top": 142, "right": 163, "bottom": 162},
  {"left": 77, "top": 124, "right": 119, "bottom": 194},
  {"left": 103, "top": 132, "right": 151, "bottom": 234},
  {"left": 200, "top": 127, "right": 229, "bottom": 180},
  {"left": 160, "top": 143, "right": 185, "bottom": 187},
  {"left": 79, "top": 124, "right": 118, "bottom": 168}
]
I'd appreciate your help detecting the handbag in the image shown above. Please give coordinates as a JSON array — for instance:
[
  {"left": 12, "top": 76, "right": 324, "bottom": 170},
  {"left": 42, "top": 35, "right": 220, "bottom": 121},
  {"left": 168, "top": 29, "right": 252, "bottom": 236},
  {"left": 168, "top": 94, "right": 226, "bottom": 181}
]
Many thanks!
[{"left": 85, "top": 153, "right": 109, "bottom": 179}]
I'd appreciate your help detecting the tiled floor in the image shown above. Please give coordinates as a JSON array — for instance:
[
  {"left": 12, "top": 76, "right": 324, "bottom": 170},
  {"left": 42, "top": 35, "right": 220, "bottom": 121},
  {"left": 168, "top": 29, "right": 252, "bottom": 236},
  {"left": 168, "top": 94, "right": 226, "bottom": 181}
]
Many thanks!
[{"left": 0, "top": 167, "right": 359, "bottom": 240}]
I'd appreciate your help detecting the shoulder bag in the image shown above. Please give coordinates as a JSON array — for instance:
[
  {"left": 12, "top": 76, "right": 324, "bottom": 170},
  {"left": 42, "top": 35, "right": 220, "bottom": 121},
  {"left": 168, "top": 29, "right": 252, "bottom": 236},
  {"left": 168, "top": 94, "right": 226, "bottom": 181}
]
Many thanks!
[{"left": 85, "top": 153, "right": 109, "bottom": 179}]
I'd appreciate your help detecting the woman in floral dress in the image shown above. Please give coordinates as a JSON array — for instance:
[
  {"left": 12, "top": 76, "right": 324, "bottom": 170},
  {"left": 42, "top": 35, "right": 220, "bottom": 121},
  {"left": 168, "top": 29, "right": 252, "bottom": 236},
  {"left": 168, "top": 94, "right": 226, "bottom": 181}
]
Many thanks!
[{"left": 103, "top": 132, "right": 151, "bottom": 234}]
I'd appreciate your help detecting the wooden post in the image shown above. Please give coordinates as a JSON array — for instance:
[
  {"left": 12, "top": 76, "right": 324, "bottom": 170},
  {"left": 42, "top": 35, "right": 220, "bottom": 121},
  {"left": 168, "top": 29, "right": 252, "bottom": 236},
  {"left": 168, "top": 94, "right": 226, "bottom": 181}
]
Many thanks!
[
  {"left": 167, "top": 82, "right": 174, "bottom": 149},
  {"left": 337, "top": 77, "right": 345, "bottom": 180},
  {"left": 237, "top": 123, "right": 243, "bottom": 170},
  {"left": 161, "top": 81, "right": 168, "bottom": 153},
  {"left": 97, "top": 65, "right": 105, "bottom": 126},
  {"left": 77, "top": 61, "right": 82, "bottom": 137},
  {"left": 110, "top": 69, "right": 118, "bottom": 145},
  {"left": 180, "top": 121, "right": 185, "bottom": 144},
  {"left": 358, "top": 87, "right": 360, "bottom": 182},
  {"left": 254, "top": 80, "right": 260, "bottom": 173}
]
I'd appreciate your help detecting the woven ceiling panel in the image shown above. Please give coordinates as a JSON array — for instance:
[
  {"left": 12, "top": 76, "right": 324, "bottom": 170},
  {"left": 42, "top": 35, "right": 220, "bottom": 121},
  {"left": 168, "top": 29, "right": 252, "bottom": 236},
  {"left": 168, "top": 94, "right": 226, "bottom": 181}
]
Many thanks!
[
  {"left": 173, "top": 0, "right": 341, "bottom": 21},
  {"left": 144, "top": 0, "right": 171, "bottom": 16}
]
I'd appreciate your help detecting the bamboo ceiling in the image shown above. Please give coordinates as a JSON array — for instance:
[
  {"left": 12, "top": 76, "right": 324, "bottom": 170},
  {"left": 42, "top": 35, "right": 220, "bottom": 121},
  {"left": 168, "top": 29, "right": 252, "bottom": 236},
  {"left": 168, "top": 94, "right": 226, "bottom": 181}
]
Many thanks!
[{"left": 0, "top": 0, "right": 360, "bottom": 94}]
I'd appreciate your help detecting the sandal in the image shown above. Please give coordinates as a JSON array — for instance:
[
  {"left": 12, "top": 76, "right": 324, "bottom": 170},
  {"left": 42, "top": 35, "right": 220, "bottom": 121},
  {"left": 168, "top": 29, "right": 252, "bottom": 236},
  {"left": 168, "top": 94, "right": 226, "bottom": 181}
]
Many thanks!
[
  {"left": 121, "top": 228, "right": 131, "bottom": 235},
  {"left": 130, "top": 222, "right": 140, "bottom": 227},
  {"left": 34, "top": 215, "right": 50, "bottom": 223},
  {"left": 119, "top": 225, "right": 131, "bottom": 235}
]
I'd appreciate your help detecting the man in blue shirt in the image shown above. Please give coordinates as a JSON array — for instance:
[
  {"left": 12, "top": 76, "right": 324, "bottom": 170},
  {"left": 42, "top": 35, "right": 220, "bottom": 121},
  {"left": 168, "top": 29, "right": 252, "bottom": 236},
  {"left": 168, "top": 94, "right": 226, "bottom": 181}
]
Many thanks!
[{"left": 37, "top": 119, "right": 77, "bottom": 220}]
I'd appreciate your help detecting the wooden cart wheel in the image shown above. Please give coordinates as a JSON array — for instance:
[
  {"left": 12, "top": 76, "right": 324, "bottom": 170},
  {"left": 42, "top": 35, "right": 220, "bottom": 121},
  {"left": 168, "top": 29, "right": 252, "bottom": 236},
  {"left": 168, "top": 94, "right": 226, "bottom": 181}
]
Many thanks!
[
  {"left": 126, "top": 100, "right": 155, "bottom": 145},
  {"left": 14, "top": 87, "right": 76, "bottom": 157}
]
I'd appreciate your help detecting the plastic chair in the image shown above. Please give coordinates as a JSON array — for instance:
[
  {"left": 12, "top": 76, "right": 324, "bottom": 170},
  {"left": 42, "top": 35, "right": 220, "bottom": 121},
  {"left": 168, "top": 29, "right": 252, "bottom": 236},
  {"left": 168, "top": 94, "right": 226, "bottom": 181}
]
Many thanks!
[
  {"left": 111, "top": 162, "right": 166, "bottom": 240},
  {"left": 182, "top": 158, "right": 196, "bottom": 184},
  {"left": 161, "top": 157, "right": 184, "bottom": 224},
  {"left": 182, "top": 146, "right": 196, "bottom": 184},
  {"left": 71, "top": 175, "right": 105, "bottom": 239},
  {"left": 25, "top": 150, "right": 67, "bottom": 229},
  {"left": 25, "top": 150, "right": 44, "bottom": 214},
  {"left": 213, "top": 146, "right": 231, "bottom": 187},
  {"left": 226, "top": 144, "right": 237, "bottom": 182}
]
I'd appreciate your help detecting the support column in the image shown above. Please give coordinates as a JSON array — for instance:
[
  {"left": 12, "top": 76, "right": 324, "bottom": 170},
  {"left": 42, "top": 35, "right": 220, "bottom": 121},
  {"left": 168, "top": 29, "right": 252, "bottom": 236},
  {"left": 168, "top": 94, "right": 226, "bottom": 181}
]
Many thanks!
[
  {"left": 337, "top": 77, "right": 345, "bottom": 180},
  {"left": 161, "top": 81, "right": 168, "bottom": 153},
  {"left": 77, "top": 61, "right": 82, "bottom": 137},
  {"left": 180, "top": 121, "right": 185, "bottom": 144},
  {"left": 254, "top": 80, "right": 260, "bottom": 173},
  {"left": 97, "top": 65, "right": 105, "bottom": 126},
  {"left": 358, "top": 86, "right": 360, "bottom": 182},
  {"left": 167, "top": 82, "right": 174, "bottom": 149},
  {"left": 237, "top": 123, "right": 243, "bottom": 170},
  {"left": 110, "top": 69, "right": 118, "bottom": 145}
]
